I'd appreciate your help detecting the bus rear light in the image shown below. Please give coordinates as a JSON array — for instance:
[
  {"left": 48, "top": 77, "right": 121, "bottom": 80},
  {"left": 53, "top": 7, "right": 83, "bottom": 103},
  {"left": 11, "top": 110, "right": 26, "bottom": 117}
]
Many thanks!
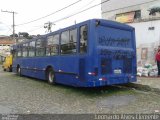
[
  {"left": 88, "top": 72, "right": 96, "bottom": 76},
  {"left": 59, "top": 70, "right": 63, "bottom": 72},
  {"left": 99, "top": 77, "right": 107, "bottom": 81}
]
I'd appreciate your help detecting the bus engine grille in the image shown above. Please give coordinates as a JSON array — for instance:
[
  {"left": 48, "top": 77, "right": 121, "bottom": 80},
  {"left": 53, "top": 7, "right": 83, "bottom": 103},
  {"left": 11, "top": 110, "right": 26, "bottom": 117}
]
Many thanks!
[
  {"left": 123, "top": 58, "right": 132, "bottom": 73},
  {"left": 101, "top": 58, "right": 112, "bottom": 75}
]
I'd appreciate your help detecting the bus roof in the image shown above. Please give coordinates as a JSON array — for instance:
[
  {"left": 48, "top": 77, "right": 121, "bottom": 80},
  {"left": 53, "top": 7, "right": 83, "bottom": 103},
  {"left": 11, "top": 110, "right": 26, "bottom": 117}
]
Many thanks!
[{"left": 12, "top": 19, "right": 134, "bottom": 47}]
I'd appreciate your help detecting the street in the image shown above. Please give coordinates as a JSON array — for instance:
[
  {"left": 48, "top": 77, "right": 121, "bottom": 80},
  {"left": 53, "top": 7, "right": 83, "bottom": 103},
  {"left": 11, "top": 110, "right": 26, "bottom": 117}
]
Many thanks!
[{"left": 0, "top": 66, "right": 160, "bottom": 114}]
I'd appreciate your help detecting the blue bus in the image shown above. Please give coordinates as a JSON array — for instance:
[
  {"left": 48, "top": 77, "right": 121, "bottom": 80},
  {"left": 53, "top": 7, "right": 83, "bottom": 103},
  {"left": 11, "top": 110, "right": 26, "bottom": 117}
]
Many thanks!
[{"left": 12, "top": 19, "right": 137, "bottom": 87}]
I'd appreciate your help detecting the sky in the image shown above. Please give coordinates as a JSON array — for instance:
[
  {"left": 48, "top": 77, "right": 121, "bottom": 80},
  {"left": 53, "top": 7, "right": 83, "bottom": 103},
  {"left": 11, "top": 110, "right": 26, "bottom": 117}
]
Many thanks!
[{"left": 0, "top": 0, "right": 101, "bottom": 36}]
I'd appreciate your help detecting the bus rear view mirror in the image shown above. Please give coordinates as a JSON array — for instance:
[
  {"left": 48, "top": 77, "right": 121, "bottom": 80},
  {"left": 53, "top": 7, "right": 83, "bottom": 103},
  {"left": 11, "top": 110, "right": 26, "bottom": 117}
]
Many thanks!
[{"left": 96, "top": 20, "right": 100, "bottom": 26}]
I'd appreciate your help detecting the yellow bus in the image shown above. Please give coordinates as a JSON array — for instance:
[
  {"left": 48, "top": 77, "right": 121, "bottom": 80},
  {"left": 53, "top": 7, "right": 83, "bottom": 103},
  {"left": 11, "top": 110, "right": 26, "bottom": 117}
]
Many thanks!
[{"left": 2, "top": 55, "right": 13, "bottom": 72}]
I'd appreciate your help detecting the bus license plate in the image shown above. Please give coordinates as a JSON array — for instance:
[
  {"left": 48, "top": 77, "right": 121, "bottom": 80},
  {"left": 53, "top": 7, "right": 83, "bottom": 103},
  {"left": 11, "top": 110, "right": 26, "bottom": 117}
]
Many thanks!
[{"left": 114, "top": 69, "right": 122, "bottom": 74}]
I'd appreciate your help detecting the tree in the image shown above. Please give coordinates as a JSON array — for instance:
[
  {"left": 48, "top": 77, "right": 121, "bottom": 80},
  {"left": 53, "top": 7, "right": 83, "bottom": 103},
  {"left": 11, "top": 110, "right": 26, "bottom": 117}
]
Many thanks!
[
  {"left": 10, "top": 34, "right": 18, "bottom": 37},
  {"left": 18, "top": 32, "right": 29, "bottom": 38},
  {"left": 149, "top": 7, "right": 160, "bottom": 15}
]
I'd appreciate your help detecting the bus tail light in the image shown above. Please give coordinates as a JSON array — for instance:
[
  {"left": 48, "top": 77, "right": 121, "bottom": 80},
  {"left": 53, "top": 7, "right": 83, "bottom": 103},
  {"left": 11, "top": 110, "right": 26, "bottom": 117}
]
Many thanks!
[
  {"left": 99, "top": 77, "right": 107, "bottom": 81},
  {"left": 88, "top": 68, "right": 98, "bottom": 76},
  {"left": 59, "top": 70, "right": 63, "bottom": 72},
  {"left": 88, "top": 72, "right": 96, "bottom": 76}
]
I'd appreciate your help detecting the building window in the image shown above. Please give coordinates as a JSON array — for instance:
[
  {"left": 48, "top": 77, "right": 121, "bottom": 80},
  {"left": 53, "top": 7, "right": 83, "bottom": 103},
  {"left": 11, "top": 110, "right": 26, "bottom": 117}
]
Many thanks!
[
  {"left": 148, "top": 27, "right": 155, "bottom": 30},
  {"left": 116, "top": 10, "right": 141, "bottom": 23},
  {"left": 141, "top": 48, "right": 148, "bottom": 60},
  {"left": 134, "top": 10, "right": 141, "bottom": 19}
]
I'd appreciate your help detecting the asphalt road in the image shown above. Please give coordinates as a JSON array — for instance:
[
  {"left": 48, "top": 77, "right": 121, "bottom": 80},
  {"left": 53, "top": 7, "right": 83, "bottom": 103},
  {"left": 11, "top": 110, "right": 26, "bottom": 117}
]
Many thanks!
[{"left": 0, "top": 66, "right": 160, "bottom": 114}]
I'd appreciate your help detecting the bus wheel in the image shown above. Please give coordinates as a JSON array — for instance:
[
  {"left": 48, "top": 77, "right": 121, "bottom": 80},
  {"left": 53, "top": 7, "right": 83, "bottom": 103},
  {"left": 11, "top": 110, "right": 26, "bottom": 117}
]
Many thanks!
[
  {"left": 17, "top": 67, "right": 21, "bottom": 76},
  {"left": 47, "top": 68, "right": 55, "bottom": 85}
]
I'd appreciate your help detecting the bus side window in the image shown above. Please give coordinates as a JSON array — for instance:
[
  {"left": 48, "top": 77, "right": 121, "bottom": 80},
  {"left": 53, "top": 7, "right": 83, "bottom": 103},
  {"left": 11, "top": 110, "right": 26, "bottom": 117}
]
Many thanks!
[
  {"left": 22, "top": 43, "right": 28, "bottom": 57},
  {"left": 46, "top": 34, "right": 59, "bottom": 56},
  {"left": 29, "top": 41, "right": 36, "bottom": 57},
  {"left": 61, "top": 30, "right": 69, "bottom": 54},
  {"left": 11, "top": 49, "right": 16, "bottom": 58},
  {"left": 69, "top": 29, "right": 77, "bottom": 53},
  {"left": 80, "top": 25, "right": 88, "bottom": 54},
  {"left": 60, "top": 29, "right": 77, "bottom": 55},
  {"left": 17, "top": 45, "right": 22, "bottom": 57},
  {"left": 36, "top": 39, "right": 46, "bottom": 57}
]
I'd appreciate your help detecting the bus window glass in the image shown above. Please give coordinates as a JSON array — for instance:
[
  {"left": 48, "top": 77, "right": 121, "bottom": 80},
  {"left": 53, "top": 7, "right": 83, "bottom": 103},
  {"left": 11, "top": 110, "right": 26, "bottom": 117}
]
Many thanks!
[
  {"left": 61, "top": 31, "right": 69, "bottom": 54},
  {"left": 80, "top": 25, "right": 88, "bottom": 53},
  {"left": 69, "top": 29, "right": 77, "bottom": 53},
  {"left": 17, "top": 45, "right": 22, "bottom": 57},
  {"left": 46, "top": 34, "right": 59, "bottom": 56},
  {"left": 29, "top": 41, "right": 35, "bottom": 57},
  {"left": 22, "top": 43, "right": 28, "bottom": 57},
  {"left": 36, "top": 39, "right": 46, "bottom": 56}
]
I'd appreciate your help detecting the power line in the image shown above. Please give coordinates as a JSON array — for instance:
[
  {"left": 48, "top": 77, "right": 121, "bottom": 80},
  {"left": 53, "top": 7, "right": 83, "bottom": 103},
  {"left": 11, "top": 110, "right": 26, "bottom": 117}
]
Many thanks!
[
  {"left": 26, "top": 0, "right": 109, "bottom": 34},
  {"left": 42, "top": 0, "right": 97, "bottom": 33},
  {"left": 27, "top": 26, "right": 44, "bottom": 33},
  {"left": 102, "top": 0, "right": 160, "bottom": 14},
  {"left": 78, "top": 0, "right": 96, "bottom": 10},
  {"left": 16, "top": 0, "right": 83, "bottom": 26},
  {"left": 50, "top": 0, "right": 110, "bottom": 24}
]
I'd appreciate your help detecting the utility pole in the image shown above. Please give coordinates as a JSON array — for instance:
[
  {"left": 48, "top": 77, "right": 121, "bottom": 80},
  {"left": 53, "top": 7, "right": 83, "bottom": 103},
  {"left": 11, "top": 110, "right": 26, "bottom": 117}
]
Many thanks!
[
  {"left": 44, "top": 21, "right": 55, "bottom": 33},
  {"left": 1, "top": 10, "right": 17, "bottom": 43}
]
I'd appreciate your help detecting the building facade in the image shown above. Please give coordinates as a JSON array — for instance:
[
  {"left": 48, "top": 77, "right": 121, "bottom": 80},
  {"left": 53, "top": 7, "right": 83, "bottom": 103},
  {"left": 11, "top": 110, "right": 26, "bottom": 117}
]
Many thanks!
[
  {"left": 101, "top": 0, "right": 160, "bottom": 65},
  {"left": 0, "top": 36, "right": 15, "bottom": 56}
]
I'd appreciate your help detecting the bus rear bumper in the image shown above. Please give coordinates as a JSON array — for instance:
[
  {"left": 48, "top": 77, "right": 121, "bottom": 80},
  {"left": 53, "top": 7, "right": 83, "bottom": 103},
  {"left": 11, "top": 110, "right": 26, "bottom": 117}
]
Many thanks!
[{"left": 86, "top": 76, "right": 137, "bottom": 87}]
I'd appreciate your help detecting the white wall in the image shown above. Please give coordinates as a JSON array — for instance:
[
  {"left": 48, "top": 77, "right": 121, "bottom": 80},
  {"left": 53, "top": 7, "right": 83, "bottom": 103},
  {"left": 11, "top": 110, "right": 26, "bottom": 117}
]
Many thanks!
[
  {"left": 128, "top": 20, "right": 160, "bottom": 46},
  {"left": 0, "top": 45, "right": 11, "bottom": 55},
  {"left": 102, "top": 0, "right": 160, "bottom": 20}
]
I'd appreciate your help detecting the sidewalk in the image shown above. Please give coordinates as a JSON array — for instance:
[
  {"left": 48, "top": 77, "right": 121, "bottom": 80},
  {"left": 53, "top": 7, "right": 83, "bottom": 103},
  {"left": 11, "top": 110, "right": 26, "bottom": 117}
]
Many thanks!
[
  {"left": 137, "top": 77, "right": 160, "bottom": 90},
  {"left": 123, "top": 77, "right": 160, "bottom": 94},
  {"left": 124, "top": 77, "right": 160, "bottom": 95}
]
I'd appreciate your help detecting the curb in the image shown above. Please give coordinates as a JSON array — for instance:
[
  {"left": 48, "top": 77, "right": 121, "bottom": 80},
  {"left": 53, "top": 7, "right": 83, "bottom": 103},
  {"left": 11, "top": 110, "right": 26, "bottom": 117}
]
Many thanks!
[{"left": 122, "top": 83, "right": 160, "bottom": 95}]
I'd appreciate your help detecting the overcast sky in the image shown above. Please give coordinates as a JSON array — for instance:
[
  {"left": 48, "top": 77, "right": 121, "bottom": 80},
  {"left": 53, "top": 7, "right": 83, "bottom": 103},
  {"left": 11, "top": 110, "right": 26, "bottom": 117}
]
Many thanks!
[{"left": 0, "top": 0, "right": 101, "bottom": 36}]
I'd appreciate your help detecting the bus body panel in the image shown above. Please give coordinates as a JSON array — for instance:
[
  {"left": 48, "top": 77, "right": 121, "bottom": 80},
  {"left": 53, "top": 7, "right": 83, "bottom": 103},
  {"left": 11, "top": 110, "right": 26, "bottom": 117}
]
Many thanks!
[
  {"left": 12, "top": 19, "right": 137, "bottom": 87},
  {"left": 88, "top": 19, "right": 136, "bottom": 86}
]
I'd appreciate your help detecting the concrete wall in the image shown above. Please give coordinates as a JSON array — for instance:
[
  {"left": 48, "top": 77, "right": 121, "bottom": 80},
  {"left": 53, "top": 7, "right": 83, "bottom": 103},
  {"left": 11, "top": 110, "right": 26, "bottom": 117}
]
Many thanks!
[
  {"left": 128, "top": 20, "right": 160, "bottom": 45},
  {"left": 101, "top": 0, "right": 160, "bottom": 65},
  {"left": 102, "top": 0, "right": 160, "bottom": 20},
  {"left": 0, "top": 45, "right": 11, "bottom": 55},
  {"left": 137, "top": 41, "right": 159, "bottom": 66}
]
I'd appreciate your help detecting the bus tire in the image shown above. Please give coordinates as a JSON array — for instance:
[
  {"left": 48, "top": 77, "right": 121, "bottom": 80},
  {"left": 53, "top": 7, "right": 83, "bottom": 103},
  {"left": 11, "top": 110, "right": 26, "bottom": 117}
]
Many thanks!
[
  {"left": 17, "top": 66, "right": 21, "bottom": 76},
  {"left": 46, "top": 68, "right": 55, "bottom": 85}
]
